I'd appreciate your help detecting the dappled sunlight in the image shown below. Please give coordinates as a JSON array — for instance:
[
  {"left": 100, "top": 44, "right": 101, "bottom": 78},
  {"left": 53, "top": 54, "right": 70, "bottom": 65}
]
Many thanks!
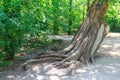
[
  {"left": 76, "top": 69, "right": 87, "bottom": 73},
  {"left": 49, "top": 76, "right": 61, "bottom": 80},
  {"left": 1, "top": 60, "right": 120, "bottom": 80},
  {"left": 36, "top": 75, "right": 47, "bottom": 80},
  {"left": 1, "top": 33, "right": 120, "bottom": 80},
  {"left": 46, "top": 68, "right": 66, "bottom": 76},
  {"left": 32, "top": 65, "right": 42, "bottom": 73},
  {"left": 71, "top": 63, "right": 120, "bottom": 80},
  {"left": 99, "top": 43, "right": 120, "bottom": 57},
  {"left": 7, "top": 75, "right": 15, "bottom": 79},
  {"left": 107, "top": 33, "right": 120, "bottom": 37},
  {"left": 102, "top": 44, "right": 111, "bottom": 48},
  {"left": 43, "top": 63, "right": 52, "bottom": 69},
  {"left": 98, "top": 35, "right": 120, "bottom": 57},
  {"left": 105, "top": 65, "right": 118, "bottom": 73}
]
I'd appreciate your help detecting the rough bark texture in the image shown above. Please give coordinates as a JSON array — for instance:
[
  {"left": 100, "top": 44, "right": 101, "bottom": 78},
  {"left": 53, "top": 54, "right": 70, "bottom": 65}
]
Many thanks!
[{"left": 22, "top": 0, "right": 109, "bottom": 71}]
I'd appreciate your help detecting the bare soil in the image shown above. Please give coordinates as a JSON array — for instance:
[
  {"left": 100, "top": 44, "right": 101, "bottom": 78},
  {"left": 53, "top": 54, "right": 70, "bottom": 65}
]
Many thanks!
[{"left": 0, "top": 33, "right": 120, "bottom": 80}]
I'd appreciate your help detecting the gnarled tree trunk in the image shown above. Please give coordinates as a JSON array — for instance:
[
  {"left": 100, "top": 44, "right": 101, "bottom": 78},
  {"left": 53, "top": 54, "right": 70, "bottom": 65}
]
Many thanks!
[{"left": 22, "top": 0, "right": 110, "bottom": 71}]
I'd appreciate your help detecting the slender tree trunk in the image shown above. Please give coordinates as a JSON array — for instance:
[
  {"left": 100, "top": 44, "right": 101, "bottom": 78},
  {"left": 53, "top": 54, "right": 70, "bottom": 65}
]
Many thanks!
[
  {"left": 52, "top": 0, "right": 59, "bottom": 34},
  {"left": 87, "top": 0, "right": 90, "bottom": 12},
  {"left": 22, "top": 0, "right": 110, "bottom": 71},
  {"left": 68, "top": 0, "right": 73, "bottom": 35},
  {"left": 83, "top": 3, "right": 85, "bottom": 21}
]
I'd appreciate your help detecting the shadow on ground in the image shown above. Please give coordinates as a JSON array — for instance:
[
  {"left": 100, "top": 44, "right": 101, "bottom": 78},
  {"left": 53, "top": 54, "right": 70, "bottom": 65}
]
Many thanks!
[{"left": 0, "top": 33, "right": 120, "bottom": 80}]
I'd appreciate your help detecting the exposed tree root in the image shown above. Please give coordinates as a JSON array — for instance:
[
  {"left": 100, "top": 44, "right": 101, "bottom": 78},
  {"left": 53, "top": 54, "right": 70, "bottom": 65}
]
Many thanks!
[
  {"left": 22, "top": 57, "right": 64, "bottom": 71},
  {"left": 38, "top": 53, "right": 68, "bottom": 58}
]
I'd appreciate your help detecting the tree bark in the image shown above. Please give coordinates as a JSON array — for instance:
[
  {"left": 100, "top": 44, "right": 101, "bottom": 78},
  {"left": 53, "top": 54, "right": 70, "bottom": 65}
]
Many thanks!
[
  {"left": 68, "top": 0, "right": 73, "bottom": 35},
  {"left": 56, "top": 0, "right": 109, "bottom": 64},
  {"left": 87, "top": 0, "right": 90, "bottom": 12},
  {"left": 22, "top": 0, "right": 110, "bottom": 71}
]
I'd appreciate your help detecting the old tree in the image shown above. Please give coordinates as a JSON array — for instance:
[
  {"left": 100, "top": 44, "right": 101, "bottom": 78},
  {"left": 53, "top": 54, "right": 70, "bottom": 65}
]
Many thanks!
[{"left": 23, "top": 0, "right": 110, "bottom": 71}]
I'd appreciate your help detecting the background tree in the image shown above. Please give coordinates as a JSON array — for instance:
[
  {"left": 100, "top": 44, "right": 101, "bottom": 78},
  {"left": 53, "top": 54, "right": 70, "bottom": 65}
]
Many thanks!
[{"left": 68, "top": 0, "right": 73, "bottom": 35}]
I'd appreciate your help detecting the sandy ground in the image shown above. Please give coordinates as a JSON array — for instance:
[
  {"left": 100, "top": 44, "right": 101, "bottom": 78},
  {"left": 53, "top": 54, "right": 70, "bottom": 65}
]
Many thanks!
[{"left": 0, "top": 33, "right": 120, "bottom": 80}]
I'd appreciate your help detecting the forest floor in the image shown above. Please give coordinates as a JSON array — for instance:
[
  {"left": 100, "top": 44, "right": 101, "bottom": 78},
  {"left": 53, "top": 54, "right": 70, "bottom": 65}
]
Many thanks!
[{"left": 0, "top": 33, "right": 120, "bottom": 80}]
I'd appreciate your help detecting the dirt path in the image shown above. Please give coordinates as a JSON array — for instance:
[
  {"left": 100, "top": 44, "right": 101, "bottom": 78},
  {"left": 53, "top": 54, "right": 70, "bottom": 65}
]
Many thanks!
[{"left": 0, "top": 33, "right": 120, "bottom": 80}]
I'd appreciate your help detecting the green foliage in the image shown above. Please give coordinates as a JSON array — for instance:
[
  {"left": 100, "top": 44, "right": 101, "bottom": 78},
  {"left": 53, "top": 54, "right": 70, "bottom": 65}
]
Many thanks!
[
  {"left": 105, "top": 1, "right": 120, "bottom": 32},
  {"left": 0, "top": 52, "right": 12, "bottom": 66},
  {"left": 0, "top": 0, "right": 26, "bottom": 59},
  {"left": 0, "top": 0, "right": 52, "bottom": 63}
]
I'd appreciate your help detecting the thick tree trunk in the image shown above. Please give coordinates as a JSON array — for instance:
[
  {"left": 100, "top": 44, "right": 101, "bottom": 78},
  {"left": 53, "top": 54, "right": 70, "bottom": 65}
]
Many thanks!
[
  {"left": 22, "top": 0, "right": 109, "bottom": 71},
  {"left": 57, "top": 0, "right": 109, "bottom": 63}
]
